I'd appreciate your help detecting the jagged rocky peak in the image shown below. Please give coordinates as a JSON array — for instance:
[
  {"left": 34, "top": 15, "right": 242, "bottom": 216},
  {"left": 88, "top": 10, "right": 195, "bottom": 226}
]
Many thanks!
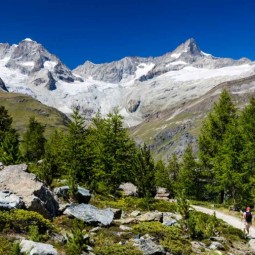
[
  {"left": 74, "top": 56, "right": 148, "bottom": 83},
  {"left": 0, "top": 78, "right": 8, "bottom": 92},
  {"left": 173, "top": 38, "right": 202, "bottom": 56},
  {"left": 4, "top": 38, "right": 82, "bottom": 84}
]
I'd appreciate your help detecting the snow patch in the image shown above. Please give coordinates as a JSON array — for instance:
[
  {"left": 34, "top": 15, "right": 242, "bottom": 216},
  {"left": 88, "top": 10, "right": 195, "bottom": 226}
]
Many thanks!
[
  {"left": 202, "top": 51, "right": 212, "bottom": 57},
  {"left": 166, "top": 61, "right": 186, "bottom": 67},
  {"left": 23, "top": 38, "right": 33, "bottom": 42},
  {"left": 135, "top": 63, "right": 154, "bottom": 79},
  {"left": 171, "top": 53, "right": 181, "bottom": 59},
  {"left": 44, "top": 61, "right": 57, "bottom": 71}
]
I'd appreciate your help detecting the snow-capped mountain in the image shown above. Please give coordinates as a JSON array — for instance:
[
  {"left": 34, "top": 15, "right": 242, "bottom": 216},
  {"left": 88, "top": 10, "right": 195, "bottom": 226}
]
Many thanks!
[{"left": 0, "top": 38, "right": 254, "bottom": 127}]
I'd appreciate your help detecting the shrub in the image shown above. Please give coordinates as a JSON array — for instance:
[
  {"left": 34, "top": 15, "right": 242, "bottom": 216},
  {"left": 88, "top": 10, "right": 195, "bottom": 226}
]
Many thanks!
[
  {"left": 0, "top": 209, "right": 53, "bottom": 234},
  {"left": 94, "top": 244, "right": 143, "bottom": 255},
  {"left": 0, "top": 237, "right": 15, "bottom": 255}
]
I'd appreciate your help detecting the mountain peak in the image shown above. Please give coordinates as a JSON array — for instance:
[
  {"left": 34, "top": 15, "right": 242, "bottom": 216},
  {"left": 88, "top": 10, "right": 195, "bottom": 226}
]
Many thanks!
[
  {"left": 22, "top": 38, "right": 36, "bottom": 43},
  {"left": 171, "top": 38, "right": 201, "bottom": 57}
]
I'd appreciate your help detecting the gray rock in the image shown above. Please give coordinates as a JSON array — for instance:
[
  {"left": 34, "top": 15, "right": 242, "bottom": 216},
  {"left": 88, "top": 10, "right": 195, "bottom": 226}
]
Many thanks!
[
  {"left": 0, "top": 164, "right": 59, "bottom": 218},
  {"left": 110, "top": 208, "right": 122, "bottom": 219},
  {"left": 163, "top": 219, "right": 177, "bottom": 226},
  {"left": 209, "top": 241, "right": 225, "bottom": 250},
  {"left": 134, "top": 237, "right": 165, "bottom": 255},
  {"left": 0, "top": 191, "right": 23, "bottom": 210},
  {"left": 64, "top": 204, "right": 114, "bottom": 226},
  {"left": 119, "top": 225, "right": 132, "bottom": 231},
  {"left": 138, "top": 212, "right": 163, "bottom": 222},
  {"left": 131, "top": 210, "right": 141, "bottom": 217},
  {"left": 20, "top": 240, "right": 58, "bottom": 255},
  {"left": 191, "top": 241, "right": 207, "bottom": 254},
  {"left": 53, "top": 185, "right": 91, "bottom": 204},
  {"left": 0, "top": 78, "right": 8, "bottom": 92},
  {"left": 119, "top": 182, "right": 138, "bottom": 196}
]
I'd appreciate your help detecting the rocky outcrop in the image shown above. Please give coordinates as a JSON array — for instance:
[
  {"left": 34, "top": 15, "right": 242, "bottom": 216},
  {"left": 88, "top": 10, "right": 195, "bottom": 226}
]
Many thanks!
[
  {"left": 20, "top": 240, "right": 58, "bottom": 255},
  {"left": 53, "top": 185, "right": 91, "bottom": 204},
  {"left": 154, "top": 187, "right": 170, "bottom": 201},
  {"left": 0, "top": 164, "right": 58, "bottom": 218},
  {"left": 134, "top": 235, "right": 165, "bottom": 255},
  {"left": 64, "top": 204, "right": 114, "bottom": 226},
  {"left": 0, "top": 78, "right": 8, "bottom": 92},
  {"left": 119, "top": 182, "right": 138, "bottom": 196},
  {"left": 0, "top": 191, "right": 23, "bottom": 210}
]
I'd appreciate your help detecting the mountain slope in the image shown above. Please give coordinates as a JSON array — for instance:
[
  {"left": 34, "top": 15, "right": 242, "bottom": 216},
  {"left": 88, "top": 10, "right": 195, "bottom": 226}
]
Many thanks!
[
  {"left": 0, "top": 38, "right": 255, "bottom": 158},
  {"left": 130, "top": 74, "right": 255, "bottom": 161},
  {"left": 0, "top": 91, "right": 69, "bottom": 137}
]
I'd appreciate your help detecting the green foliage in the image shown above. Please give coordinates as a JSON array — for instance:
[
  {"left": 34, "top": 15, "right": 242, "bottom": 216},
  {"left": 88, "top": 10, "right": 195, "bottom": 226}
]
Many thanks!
[
  {"left": 133, "top": 143, "right": 156, "bottom": 197},
  {"left": 0, "top": 105, "right": 21, "bottom": 165},
  {"left": 29, "top": 225, "right": 41, "bottom": 242},
  {"left": 176, "top": 190, "right": 190, "bottom": 231},
  {"left": 187, "top": 211, "right": 218, "bottom": 240},
  {"left": 94, "top": 244, "right": 143, "bottom": 255},
  {"left": 22, "top": 117, "right": 46, "bottom": 162},
  {"left": 66, "top": 219, "right": 87, "bottom": 255},
  {"left": 89, "top": 110, "right": 137, "bottom": 193},
  {"left": 0, "top": 237, "right": 13, "bottom": 255},
  {"left": 91, "top": 195, "right": 177, "bottom": 213},
  {"left": 178, "top": 144, "right": 202, "bottom": 199},
  {"left": 10, "top": 242, "right": 21, "bottom": 255},
  {"left": 133, "top": 222, "right": 192, "bottom": 255},
  {"left": 0, "top": 209, "right": 53, "bottom": 233},
  {"left": 198, "top": 89, "right": 236, "bottom": 202}
]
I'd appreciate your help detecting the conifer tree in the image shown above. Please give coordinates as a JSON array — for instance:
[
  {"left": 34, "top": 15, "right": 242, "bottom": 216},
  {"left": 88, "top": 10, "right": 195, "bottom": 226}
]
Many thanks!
[
  {"left": 22, "top": 117, "right": 46, "bottom": 162},
  {"left": 133, "top": 144, "right": 156, "bottom": 197},
  {"left": 63, "top": 107, "right": 87, "bottom": 198},
  {"left": 178, "top": 144, "right": 201, "bottom": 199},
  {"left": 198, "top": 89, "right": 236, "bottom": 202},
  {"left": 0, "top": 106, "right": 21, "bottom": 165}
]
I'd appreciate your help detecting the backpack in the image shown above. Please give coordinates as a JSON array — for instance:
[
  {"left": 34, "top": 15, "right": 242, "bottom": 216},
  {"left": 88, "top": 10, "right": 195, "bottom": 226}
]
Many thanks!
[{"left": 246, "top": 211, "right": 252, "bottom": 223}]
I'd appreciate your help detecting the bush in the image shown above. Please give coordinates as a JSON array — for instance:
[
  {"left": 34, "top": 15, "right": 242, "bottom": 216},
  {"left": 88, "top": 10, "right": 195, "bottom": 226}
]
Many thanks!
[
  {"left": 0, "top": 237, "right": 13, "bottom": 255},
  {"left": 94, "top": 244, "right": 143, "bottom": 255},
  {"left": 0, "top": 209, "right": 53, "bottom": 234},
  {"left": 187, "top": 211, "right": 218, "bottom": 240},
  {"left": 132, "top": 222, "right": 192, "bottom": 254}
]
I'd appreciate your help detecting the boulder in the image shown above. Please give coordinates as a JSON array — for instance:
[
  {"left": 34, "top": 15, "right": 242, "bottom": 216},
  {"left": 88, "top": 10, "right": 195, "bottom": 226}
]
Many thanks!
[
  {"left": 53, "top": 186, "right": 91, "bottom": 203},
  {"left": 20, "top": 240, "right": 58, "bottom": 255},
  {"left": 64, "top": 204, "right": 114, "bottom": 226},
  {"left": 119, "top": 182, "right": 138, "bottom": 196},
  {"left": 138, "top": 211, "right": 163, "bottom": 222},
  {"left": 209, "top": 241, "right": 225, "bottom": 250},
  {"left": 0, "top": 164, "right": 59, "bottom": 218},
  {"left": 134, "top": 236, "right": 165, "bottom": 255},
  {"left": 110, "top": 208, "right": 122, "bottom": 219},
  {"left": 0, "top": 191, "right": 24, "bottom": 210}
]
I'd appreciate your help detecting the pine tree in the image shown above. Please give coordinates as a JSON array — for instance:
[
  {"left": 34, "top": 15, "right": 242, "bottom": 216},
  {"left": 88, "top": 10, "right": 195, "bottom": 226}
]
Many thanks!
[
  {"left": 0, "top": 106, "right": 21, "bottom": 165},
  {"left": 133, "top": 144, "right": 156, "bottom": 197},
  {"left": 63, "top": 108, "right": 87, "bottom": 198},
  {"left": 167, "top": 153, "right": 180, "bottom": 197},
  {"left": 215, "top": 118, "right": 245, "bottom": 205},
  {"left": 22, "top": 117, "right": 46, "bottom": 162},
  {"left": 198, "top": 89, "right": 236, "bottom": 202},
  {"left": 178, "top": 144, "right": 201, "bottom": 199},
  {"left": 89, "top": 109, "right": 136, "bottom": 193},
  {"left": 0, "top": 129, "right": 21, "bottom": 165}
]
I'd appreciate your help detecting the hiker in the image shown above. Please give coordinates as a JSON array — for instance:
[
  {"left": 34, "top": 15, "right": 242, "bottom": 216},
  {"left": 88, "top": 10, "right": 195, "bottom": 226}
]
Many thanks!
[{"left": 243, "top": 207, "right": 252, "bottom": 234}]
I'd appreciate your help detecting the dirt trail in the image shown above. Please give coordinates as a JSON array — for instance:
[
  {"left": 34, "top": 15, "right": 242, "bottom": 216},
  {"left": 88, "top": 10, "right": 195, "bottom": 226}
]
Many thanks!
[{"left": 192, "top": 205, "right": 255, "bottom": 250}]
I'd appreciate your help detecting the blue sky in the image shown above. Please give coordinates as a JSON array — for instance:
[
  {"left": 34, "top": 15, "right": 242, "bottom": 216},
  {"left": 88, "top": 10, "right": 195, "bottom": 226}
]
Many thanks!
[{"left": 1, "top": 0, "right": 255, "bottom": 69}]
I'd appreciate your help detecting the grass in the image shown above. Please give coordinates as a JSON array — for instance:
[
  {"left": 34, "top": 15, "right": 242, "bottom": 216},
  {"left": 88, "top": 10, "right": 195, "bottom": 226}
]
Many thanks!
[{"left": 0, "top": 92, "right": 69, "bottom": 138}]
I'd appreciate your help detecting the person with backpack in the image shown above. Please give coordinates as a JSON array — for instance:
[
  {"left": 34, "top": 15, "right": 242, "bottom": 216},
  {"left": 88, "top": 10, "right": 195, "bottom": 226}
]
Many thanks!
[{"left": 243, "top": 207, "right": 252, "bottom": 235}]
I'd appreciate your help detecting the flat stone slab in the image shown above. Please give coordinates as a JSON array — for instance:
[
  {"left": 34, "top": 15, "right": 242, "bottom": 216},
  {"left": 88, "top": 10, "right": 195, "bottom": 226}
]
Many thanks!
[
  {"left": 64, "top": 203, "right": 114, "bottom": 226},
  {"left": 20, "top": 240, "right": 58, "bottom": 255}
]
